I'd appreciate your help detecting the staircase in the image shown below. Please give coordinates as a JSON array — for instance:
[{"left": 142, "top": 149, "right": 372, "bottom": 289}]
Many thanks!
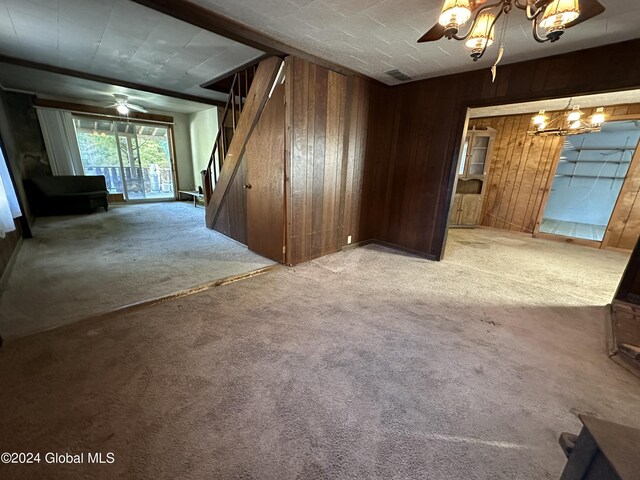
[
  {"left": 202, "top": 56, "right": 283, "bottom": 229},
  {"left": 201, "top": 64, "right": 256, "bottom": 197}
]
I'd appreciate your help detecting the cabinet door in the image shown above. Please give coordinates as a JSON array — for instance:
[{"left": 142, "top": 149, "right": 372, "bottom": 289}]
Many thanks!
[
  {"left": 460, "top": 195, "right": 482, "bottom": 226},
  {"left": 449, "top": 194, "right": 463, "bottom": 224},
  {"left": 468, "top": 134, "right": 491, "bottom": 176}
]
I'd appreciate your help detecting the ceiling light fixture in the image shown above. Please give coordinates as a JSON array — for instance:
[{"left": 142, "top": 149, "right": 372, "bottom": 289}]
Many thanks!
[
  {"left": 527, "top": 103, "right": 606, "bottom": 136},
  {"left": 109, "top": 94, "right": 147, "bottom": 115},
  {"left": 419, "top": 0, "right": 605, "bottom": 62}
]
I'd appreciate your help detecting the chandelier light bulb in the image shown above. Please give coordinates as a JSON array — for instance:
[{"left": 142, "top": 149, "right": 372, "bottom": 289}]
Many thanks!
[
  {"left": 540, "top": 0, "right": 581, "bottom": 30},
  {"left": 569, "top": 120, "right": 581, "bottom": 130},
  {"left": 438, "top": 0, "right": 472, "bottom": 29},
  {"left": 590, "top": 107, "right": 605, "bottom": 126},
  {"left": 567, "top": 106, "right": 582, "bottom": 123},
  {"left": 465, "top": 13, "right": 496, "bottom": 52},
  {"left": 533, "top": 110, "right": 547, "bottom": 126},
  {"left": 117, "top": 104, "right": 130, "bottom": 115}
]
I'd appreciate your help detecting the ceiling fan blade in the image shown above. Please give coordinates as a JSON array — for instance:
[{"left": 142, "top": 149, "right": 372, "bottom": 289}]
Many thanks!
[
  {"left": 127, "top": 104, "right": 148, "bottom": 113},
  {"left": 565, "top": 0, "right": 605, "bottom": 28},
  {"left": 418, "top": 23, "right": 446, "bottom": 43}
]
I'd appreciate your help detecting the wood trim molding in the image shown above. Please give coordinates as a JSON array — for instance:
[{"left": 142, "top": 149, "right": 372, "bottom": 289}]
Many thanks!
[
  {"left": 34, "top": 99, "right": 174, "bottom": 124},
  {"left": 533, "top": 231, "right": 602, "bottom": 249},
  {"left": 0, "top": 54, "right": 225, "bottom": 107},
  {"left": 130, "top": 0, "right": 378, "bottom": 82}
]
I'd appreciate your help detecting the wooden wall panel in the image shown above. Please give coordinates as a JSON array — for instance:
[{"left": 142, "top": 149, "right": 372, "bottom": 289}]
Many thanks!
[
  {"left": 360, "top": 39, "right": 640, "bottom": 260},
  {"left": 341, "top": 76, "right": 371, "bottom": 246},
  {"left": 285, "top": 57, "right": 371, "bottom": 265},
  {"left": 469, "top": 115, "right": 565, "bottom": 234},
  {"left": 213, "top": 154, "right": 247, "bottom": 244}
]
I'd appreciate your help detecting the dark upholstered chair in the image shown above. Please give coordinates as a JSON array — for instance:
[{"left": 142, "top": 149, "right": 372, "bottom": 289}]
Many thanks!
[{"left": 24, "top": 176, "right": 109, "bottom": 216}]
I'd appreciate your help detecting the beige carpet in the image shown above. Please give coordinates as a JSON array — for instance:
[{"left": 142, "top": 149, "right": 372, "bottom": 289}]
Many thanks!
[
  {"left": 0, "top": 202, "right": 273, "bottom": 340},
  {"left": 0, "top": 229, "right": 638, "bottom": 480}
]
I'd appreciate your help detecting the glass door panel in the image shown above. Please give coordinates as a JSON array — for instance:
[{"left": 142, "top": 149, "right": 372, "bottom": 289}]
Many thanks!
[
  {"left": 116, "top": 123, "right": 146, "bottom": 200},
  {"left": 458, "top": 136, "right": 469, "bottom": 175},
  {"left": 74, "top": 118, "right": 124, "bottom": 194},
  {"left": 469, "top": 135, "right": 489, "bottom": 175},
  {"left": 74, "top": 116, "right": 175, "bottom": 201},
  {"left": 137, "top": 124, "right": 174, "bottom": 199}
]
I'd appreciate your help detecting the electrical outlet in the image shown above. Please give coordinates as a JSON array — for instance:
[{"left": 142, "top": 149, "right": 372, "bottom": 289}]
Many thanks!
[{"left": 347, "top": 235, "right": 352, "bottom": 244}]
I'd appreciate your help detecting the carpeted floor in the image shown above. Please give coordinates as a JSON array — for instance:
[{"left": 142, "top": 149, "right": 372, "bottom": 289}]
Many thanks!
[
  {"left": 0, "top": 202, "right": 273, "bottom": 340},
  {"left": 0, "top": 228, "right": 638, "bottom": 480}
]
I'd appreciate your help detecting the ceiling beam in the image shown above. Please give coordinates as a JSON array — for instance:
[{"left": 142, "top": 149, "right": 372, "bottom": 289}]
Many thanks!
[
  {"left": 0, "top": 54, "right": 226, "bottom": 108},
  {"left": 130, "top": 0, "right": 369, "bottom": 80}
]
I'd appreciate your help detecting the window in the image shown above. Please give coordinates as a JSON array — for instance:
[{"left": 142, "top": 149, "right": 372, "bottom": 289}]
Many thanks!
[{"left": 73, "top": 116, "right": 175, "bottom": 200}]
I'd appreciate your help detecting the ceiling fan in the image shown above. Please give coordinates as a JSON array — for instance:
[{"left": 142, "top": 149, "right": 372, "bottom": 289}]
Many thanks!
[
  {"left": 109, "top": 94, "right": 148, "bottom": 115},
  {"left": 418, "top": 0, "right": 606, "bottom": 61}
]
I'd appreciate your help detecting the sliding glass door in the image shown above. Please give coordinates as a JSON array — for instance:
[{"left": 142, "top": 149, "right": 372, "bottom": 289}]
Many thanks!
[{"left": 73, "top": 116, "right": 175, "bottom": 201}]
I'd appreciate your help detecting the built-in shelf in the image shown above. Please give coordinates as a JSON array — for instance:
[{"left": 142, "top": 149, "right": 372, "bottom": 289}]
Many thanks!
[
  {"left": 559, "top": 160, "right": 631, "bottom": 164},
  {"left": 555, "top": 174, "right": 627, "bottom": 180},
  {"left": 564, "top": 147, "right": 636, "bottom": 151}
]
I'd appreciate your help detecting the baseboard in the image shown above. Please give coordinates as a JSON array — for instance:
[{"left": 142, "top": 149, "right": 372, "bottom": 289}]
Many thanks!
[{"left": 341, "top": 239, "right": 375, "bottom": 251}]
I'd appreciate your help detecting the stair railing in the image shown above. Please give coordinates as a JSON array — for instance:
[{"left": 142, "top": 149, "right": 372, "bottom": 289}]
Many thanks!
[{"left": 202, "top": 65, "right": 257, "bottom": 205}]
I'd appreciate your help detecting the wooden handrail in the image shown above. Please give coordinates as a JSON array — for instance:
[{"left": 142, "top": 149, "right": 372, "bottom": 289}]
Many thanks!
[
  {"left": 202, "top": 70, "right": 249, "bottom": 204},
  {"left": 203, "top": 66, "right": 255, "bottom": 206}
]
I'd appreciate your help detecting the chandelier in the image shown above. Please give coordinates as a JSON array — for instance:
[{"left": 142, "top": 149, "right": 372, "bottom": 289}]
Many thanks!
[
  {"left": 527, "top": 105, "right": 606, "bottom": 136},
  {"left": 418, "top": 0, "right": 605, "bottom": 61}
]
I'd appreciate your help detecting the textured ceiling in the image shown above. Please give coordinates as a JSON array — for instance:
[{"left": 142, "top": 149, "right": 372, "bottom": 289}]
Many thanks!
[
  {"left": 0, "top": 62, "right": 214, "bottom": 114},
  {"left": 0, "top": 0, "right": 264, "bottom": 101},
  {"left": 190, "top": 0, "right": 640, "bottom": 85}
]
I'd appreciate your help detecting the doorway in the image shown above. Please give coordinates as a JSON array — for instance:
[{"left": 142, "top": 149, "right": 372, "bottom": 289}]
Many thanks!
[
  {"left": 73, "top": 116, "right": 176, "bottom": 201},
  {"left": 539, "top": 121, "right": 640, "bottom": 242}
]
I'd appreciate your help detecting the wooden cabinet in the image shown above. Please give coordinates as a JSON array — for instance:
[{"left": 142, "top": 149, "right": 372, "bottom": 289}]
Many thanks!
[{"left": 450, "top": 128, "right": 496, "bottom": 228}]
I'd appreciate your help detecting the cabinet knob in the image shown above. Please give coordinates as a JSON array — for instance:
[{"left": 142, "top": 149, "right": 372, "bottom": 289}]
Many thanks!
[{"left": 243, "top": 184, "right": 252, "bottom": 189}]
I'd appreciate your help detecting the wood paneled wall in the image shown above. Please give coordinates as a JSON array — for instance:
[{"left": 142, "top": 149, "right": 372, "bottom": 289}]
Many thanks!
[
  {"left": 341, "top": 76, "right": 371, "bottom": 248},
  {"left": 285, "top": 57, "right": 371, "bottom": 265},
  {"left": 360, "top": 39, "right": 640, "bottom": 260},
  {"left": 469, "top": 115, "right": 565, "bottom": 234}
]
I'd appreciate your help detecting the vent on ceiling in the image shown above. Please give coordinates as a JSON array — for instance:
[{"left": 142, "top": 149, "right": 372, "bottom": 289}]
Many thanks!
[{"left": 385, "top": 69, "right": 412, "bottom": 82}]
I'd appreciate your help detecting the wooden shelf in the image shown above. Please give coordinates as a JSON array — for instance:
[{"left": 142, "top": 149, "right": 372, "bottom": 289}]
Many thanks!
[
  {"left": 566, "top": 147, "right": 636, "bottom": 151},
  {"left": 555, "top": 174, "right": 626, "bottom": 180},
  {"left": 559, "top": 160, "right": 631, "bottom": 164}
]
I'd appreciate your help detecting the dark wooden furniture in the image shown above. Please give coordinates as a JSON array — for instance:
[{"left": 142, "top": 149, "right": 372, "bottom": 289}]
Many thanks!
[
  {"left": 609, "top": 235, "right": 640, "bottom": 377},
  {"left": 24, "top": 176, "right": 108, "bottom": 216},
  {"left": 559, "top": 415, "right": 640, "bottom": 480}
]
